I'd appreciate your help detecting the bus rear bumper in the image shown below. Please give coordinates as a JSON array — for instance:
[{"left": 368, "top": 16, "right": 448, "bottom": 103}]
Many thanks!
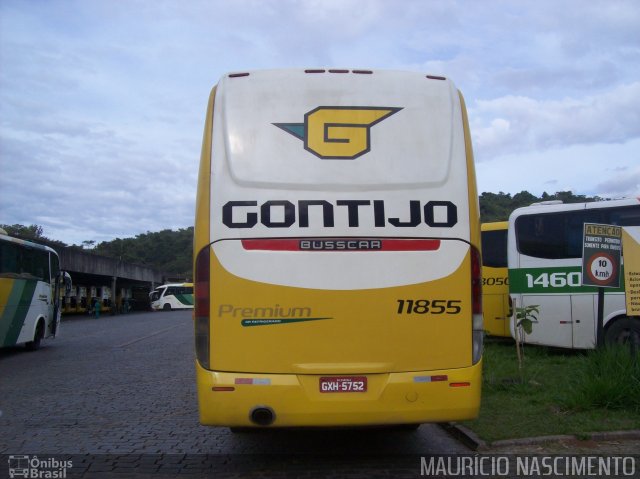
[{"left": 196, "top": 361, "right": 482, "bottom": 427}]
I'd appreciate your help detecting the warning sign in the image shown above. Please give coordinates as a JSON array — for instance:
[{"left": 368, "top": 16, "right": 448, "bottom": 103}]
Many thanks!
[
  {"left": 582, "top": 223, "right": 621, "bottom": 288},
  {"left": 622, "top": 226, "right": 640, "bottom": 315}
]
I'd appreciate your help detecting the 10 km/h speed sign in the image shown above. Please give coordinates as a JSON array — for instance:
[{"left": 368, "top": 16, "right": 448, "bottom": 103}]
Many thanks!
[
  {"left": 586, "top": 253, "right": 617, "bottom": 286},
  {"left": 582, "top": 223, "right": 622, "bottom": 288},
  {"left": 582, "top": 223, "right": 622, "bottom": 347}
]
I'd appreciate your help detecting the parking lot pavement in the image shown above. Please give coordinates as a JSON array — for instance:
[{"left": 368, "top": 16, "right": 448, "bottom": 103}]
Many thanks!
[{"left": 0, "top": 310, "right": 469, "bottom": 477}]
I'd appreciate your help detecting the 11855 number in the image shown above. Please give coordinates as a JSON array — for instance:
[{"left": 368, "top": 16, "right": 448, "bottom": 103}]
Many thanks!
[{"left": 396, "top": 299, "right": 462, "bottom": 315}]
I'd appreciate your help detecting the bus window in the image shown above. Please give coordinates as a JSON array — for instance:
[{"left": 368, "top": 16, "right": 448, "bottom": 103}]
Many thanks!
[
  {"left": 0, "top": 241, "right": 20, "bottom": 277},
  {"left": 516, "top": 210, "right": 601, "bottom": 259},
  {"left": 50, "top": 252, "right": 60, "bottom": 281},
  {"left": 482, "top": 228, "right": 508, "bottom": 268},
  {"left": 608, "top": 206, "right": 640, "bottom": 227}
]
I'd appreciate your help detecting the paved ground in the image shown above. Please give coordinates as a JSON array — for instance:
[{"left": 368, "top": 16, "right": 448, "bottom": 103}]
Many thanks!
[
  {"left": 490, "top": 437, "right": 640, "bottom": 455},
  {"left": 0, "top": 311, "right": 469, "bottom": 478}
]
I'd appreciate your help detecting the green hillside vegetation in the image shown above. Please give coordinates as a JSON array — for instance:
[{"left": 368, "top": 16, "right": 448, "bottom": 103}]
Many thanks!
[
  {"left": 479, "top": 190, "right": 601, "bottom": 222},
  {"left": 1, "top": 223, "right": 193, "bottom": 278},
  {"left": 1, "top": 190, "right": 606, "bottom": 277},
  {"left": 91, "top": 228, "right": 193, "bottom": 278}
]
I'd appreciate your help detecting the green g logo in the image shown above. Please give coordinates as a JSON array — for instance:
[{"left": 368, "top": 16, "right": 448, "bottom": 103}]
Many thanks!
[{"left": 274, "top": 106, "right": 402, "bottom": 160}]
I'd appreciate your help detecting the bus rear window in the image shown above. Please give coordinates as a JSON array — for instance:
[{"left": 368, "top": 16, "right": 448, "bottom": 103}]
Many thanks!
[{"left": 481, "top": 229, "right": 507, "bottom": 268}]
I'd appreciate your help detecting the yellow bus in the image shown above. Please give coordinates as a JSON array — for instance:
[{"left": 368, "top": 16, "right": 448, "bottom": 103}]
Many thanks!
[
  {"left": 481, "top": 222, "right": 511, "bottom": 337},
  {"left": 194, "top": 69, "right": 483, "bottom": 427},
  {"left": 0, "top": 229, "right": 71, "bottom": 350}
]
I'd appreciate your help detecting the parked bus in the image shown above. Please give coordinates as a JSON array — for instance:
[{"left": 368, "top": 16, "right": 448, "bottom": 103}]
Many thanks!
[
  {"left": 481, "top": 222, "right": 510, "bottom": 337},
  {"left": 194, "top": 69, "right": 483, "bottom": 428},
  {"left": 508, "top": 198, "right": 640, "bottom": 349},
  {"left": 149, "top": 283, "right": 194, "bottom": 311},
  {"left": 0, "top": 229, "right": 71, "bottom": 350}
]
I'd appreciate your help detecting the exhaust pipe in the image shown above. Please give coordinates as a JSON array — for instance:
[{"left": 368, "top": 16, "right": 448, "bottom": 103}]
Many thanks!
[{"left": 250, "top": 406, "right": 275, "bottom": 426}]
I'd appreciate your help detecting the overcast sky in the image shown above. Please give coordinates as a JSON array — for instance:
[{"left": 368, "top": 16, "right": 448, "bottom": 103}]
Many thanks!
[{"left": 1, "top": 0, "right": 639, "bottom": 245}]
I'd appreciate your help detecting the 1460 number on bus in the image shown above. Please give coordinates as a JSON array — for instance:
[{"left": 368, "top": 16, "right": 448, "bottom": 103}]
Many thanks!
[
  {"left": 396, "top": 299, "right": 462, "bottom": 315},
  {"left": 525, "top": 272, "right": 581, "bottom": 289}
]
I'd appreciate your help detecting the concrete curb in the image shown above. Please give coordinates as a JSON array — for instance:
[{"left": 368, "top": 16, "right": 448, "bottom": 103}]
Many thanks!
[
  {"left": 440, "top": 423, "right": 640, "bottom": 452},
  {"left": 439, "top": 423, "right": 489, "bottom": 451}
]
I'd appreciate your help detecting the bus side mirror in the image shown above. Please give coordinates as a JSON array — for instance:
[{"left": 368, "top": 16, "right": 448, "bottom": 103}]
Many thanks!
[{"left": 62, "top": 271, "right": 72, "bottom": 295}]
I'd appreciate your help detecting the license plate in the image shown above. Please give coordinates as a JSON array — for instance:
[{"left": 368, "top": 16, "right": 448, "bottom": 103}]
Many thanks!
[{"left": 319, "top": 376, "right": 367, "bottom": 393}]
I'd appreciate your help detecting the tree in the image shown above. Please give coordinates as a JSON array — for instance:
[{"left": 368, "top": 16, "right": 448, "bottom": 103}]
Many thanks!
[
  {"left": 1, "top": 224, "right": 45, "bottom": 240},
  {"left": 92, "top": 227, "right": 194, "bottom": 277},
  {"left": 81, "top": 240, "right": 96, "bottom": 249},
  {"left": 0, "top": 223, "right": 66, "bottom": 247},
  {"left": 479, "top": 190, "right": 601, "bottom": 222}
]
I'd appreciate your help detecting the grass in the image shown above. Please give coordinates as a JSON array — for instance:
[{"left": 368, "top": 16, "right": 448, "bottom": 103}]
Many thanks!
[
  {"left": 559, "top": 344, "right": 640, "bottom": 412},
  {"left": 463, "top": 338, "right": 640, "bottom": 443}
]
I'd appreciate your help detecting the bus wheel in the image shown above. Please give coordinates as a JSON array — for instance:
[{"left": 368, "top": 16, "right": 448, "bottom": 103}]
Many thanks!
[
  {"left": 26, "top": 320, "right": 45, "bottom": 351},
  {"left": 163, "top": 303, "right": 171, "bottom": 311},
  {"left": 605, "top": 317, "right": 640, "bottom": 347}
]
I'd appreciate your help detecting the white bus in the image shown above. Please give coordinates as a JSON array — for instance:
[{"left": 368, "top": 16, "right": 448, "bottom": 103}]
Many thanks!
[
  {"left": 194, "top": 68, "right": 483, "bottom": 428},
  {"left": 0, "top": 230, "right": 71, "bottom": 350},
  {"left": 149, "top": 283, "right": 194, "bottom": 311},
  {"left": 508, "top": 198, "right": 640, "bottom": 348}
]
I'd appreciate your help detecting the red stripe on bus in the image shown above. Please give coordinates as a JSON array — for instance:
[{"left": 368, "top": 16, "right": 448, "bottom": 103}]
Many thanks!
[
  {"left": 242, "top": 239, "right": 298, "bottom": 251},
  {"left": 382, "top": 239, "right": 441, "bottom": 251},
  {"left": 241, "top": 239, "right": 441, "bottom": 251}
]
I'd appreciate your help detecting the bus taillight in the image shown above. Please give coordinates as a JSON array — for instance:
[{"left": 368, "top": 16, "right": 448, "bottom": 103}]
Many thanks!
[
  {"left": 195, "top": 246, "right": 210, "bottom": 369},
  {"left": 471, "top": 245, "right": 483, "bottom": 364}
]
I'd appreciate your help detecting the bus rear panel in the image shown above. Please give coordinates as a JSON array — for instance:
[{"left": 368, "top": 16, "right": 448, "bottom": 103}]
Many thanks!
[
  {"left": 194, "top": 69, "right": 482, "bottom": 427},
  {"left": 481, "top": 222, "right": 510, "bottom": 337}
]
